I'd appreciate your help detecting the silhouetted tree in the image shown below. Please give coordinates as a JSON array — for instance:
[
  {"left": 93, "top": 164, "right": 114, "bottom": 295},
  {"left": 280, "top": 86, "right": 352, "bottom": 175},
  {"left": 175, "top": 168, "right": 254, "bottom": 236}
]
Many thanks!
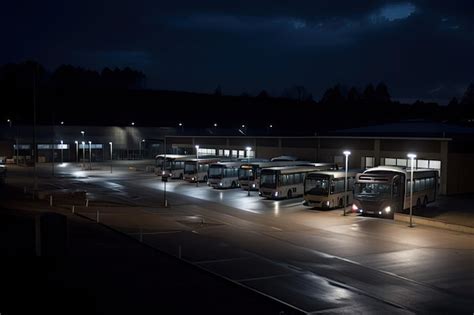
[
  {"left": 448, "top": 97, "right": 459, "bottom": 107},
  {"left": 460, "top": 83, "right": 474, "bottom": 105},
  {"left": 214, "top": 85, "right": 222, "bottom": 96},
  {"left": 320, "top": 85, "right": 345, "bottom": 105},
  {"left": 257, "top": 90, "right": 269, "bottom": 98},
  {"left": 375, "top": 82, "right": 391, "bottom": 104},
  {"left": 362, "top": 84, "right": 376, "bottom": 104},
  {"left": 347, "top": 87, "right": 360, "bottom": 104}
]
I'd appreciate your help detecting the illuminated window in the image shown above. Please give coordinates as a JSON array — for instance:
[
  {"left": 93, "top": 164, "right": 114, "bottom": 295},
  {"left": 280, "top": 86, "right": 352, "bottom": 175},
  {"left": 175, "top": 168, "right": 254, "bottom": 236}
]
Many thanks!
[
  {"left": 224, "top": 150, "right": 230, "bottom": 157},
  {"left": 384, "top": 158, "right": 396, "bottom": 166},
  {"left": 396, "top": 158, "right": 407, "bottom": 167},
  {"left": 239, "top": 150, "right": 244, "bottom": 158},
  {"left": 232, "top": 150, "right": 238, "bottom": 157},
  {"left": 417, "top": 159, "right": 429, "bottom": 168},
  {"left": 429, "top": 160, "right": 441, "bottom": 169},
  {"left": 361, "top": 156, "right": 374, "bottom": 168}
]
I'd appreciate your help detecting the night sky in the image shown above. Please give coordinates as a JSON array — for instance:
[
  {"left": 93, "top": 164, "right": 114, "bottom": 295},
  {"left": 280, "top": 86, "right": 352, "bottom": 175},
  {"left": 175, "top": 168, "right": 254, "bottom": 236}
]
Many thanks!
[{"left": 1, "top": 1, "right": 473, "bottom": 103}]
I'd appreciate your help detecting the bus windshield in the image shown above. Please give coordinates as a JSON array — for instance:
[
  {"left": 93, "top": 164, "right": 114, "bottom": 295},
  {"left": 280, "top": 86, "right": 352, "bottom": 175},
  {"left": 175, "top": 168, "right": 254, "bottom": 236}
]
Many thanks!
[
  {"left": 184, "top": 163, "right": 196, "bottom": 174},
  {"left": 208, "top": 167, "right": 223, "bottom": 179},
  {"left": 305, "top": 177, "right": 329, "bottom": 196},
  {"left": 260, "top": 173, "right": 276, "bottom": 188},
  {"left": 354, "top": 183, "right": 391, "bottom": 197},
  {"left": 238, "top": 168, "right": 253, "bottom": 180}
]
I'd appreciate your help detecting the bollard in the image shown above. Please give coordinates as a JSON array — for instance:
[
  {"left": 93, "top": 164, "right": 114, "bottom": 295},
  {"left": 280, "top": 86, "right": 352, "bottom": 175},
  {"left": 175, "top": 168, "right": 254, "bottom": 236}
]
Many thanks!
[
  {"left": 85, "top": 199, "right": 89, "bottom": 207},
  {"left": 96, "top": 209, "right": 100, "bottom": 223},
  {"left": 178, "top": 245, "right": 182, "bottom": 259},
  {"left": 49, "top": 195, "right": 53, "bottom": 207},
  {"left": 72, "top": 205, "right": 75, "bottom": 214}
]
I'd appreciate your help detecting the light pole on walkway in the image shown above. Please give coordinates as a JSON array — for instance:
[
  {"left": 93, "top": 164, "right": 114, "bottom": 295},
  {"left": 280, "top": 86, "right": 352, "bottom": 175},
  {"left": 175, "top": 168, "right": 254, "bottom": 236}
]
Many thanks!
[
  {"left": 407, "top": 153, "right": 416, "bottom": 228},
  {"left": 343, "top": 150, "right": 351, "bottom": 216}
]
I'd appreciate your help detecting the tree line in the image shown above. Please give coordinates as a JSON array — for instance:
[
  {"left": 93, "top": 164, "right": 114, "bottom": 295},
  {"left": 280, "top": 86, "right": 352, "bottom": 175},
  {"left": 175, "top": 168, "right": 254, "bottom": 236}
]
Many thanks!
[{"left": 0, "top": 61, "right": 472, "bottom": 131}]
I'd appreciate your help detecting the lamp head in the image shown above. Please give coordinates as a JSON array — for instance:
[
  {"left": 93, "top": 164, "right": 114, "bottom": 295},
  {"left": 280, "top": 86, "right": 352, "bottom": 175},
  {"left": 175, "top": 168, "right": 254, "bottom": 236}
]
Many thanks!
[
  {"left": 407, "top": 153, "right": 417, "bottom": 159},
  {"left": 343, "top": 150, "right": 351, "bottom": 156}
]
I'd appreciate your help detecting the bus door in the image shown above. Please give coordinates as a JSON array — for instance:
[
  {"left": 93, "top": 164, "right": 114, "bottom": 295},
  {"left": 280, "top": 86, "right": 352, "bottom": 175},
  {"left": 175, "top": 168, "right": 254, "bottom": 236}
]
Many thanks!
[{"left": 391, "top": 175, "right": 404, "bottom": 212}]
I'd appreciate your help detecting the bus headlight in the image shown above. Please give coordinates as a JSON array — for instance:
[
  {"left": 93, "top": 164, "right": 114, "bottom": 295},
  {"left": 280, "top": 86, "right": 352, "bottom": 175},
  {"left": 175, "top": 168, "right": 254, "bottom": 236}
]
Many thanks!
[
  {"left": 384, "top": 206, "right": 391, "bottom": 213},
  {"left": 162, "top": 171, "right": 166, "bottom": 176},
  {"left": 252, "top": 183, "right": 256, "bottom": 188},
  {"left": 274, "top": 191, "right": 279, "bottom": 197},
  {"left": 192, "top": 177, "right": 195, "bottom": 181},
  {"left": 219, "top": 182, "right": 223, "bottom": 186},
  {"left": 352, "top": 204, "right": 358, "bottom": 212},
  {"left": 326, "top": 201, "right": 330, "bottom": 207}
]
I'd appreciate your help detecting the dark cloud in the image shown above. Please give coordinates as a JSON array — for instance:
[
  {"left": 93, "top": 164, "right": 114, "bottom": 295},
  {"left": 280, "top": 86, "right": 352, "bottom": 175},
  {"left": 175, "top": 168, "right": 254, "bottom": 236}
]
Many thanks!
[{"left": 1, "top": 0, "right": 472, "bottom": 102}]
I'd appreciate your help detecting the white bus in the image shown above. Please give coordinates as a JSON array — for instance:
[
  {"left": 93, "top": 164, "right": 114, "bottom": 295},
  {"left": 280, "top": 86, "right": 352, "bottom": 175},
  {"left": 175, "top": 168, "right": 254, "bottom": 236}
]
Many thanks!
[
  {"left": 238, "top": 160, "right": 316, "bottom": 191},
  {"left": 303, "top": 170, "right": 358, "bottom": 209},
  {"left": 155, "top": 154, "right": 194, "bottom": 179},
  {"left": 352, "top": 166, "right": 439, "bottom": 218},
  {"left": 208, "top": 162, "right": 243, "bottom": 189},
  {"left": 183, "top": 158, "right": 221, "bottom": 182},
  {"left": 259, "top": 164, "right": 338, "bottom": 199}
]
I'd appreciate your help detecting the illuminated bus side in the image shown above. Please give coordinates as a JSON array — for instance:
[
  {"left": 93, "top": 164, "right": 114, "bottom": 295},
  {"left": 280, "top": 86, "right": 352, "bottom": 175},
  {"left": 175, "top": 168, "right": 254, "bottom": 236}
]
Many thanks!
[
  {"left": 352, "top": 166, "right": 438, "bottom": 218},
  {"left": 259, "top": 164, "right": 337, "bottom": 200},
  {"left": 303, "top": 170, "right": 358, "bottom": 209},
  {"left": 208, "top": 162, "right": 242, "bottom": 189},
  {"left": 183, "top": 158, "right": 221, "bottom": 182},
  {"left": 239, "top": 161, "right": 336, "bottom": 191},
  {"left": 155, "top": 154, "right": 195, "bottom": 179}
]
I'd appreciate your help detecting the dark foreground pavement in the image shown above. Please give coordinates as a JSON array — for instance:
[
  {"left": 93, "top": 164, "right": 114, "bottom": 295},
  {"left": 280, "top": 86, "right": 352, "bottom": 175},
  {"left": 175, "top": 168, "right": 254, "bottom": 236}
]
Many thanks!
[{"left": 0, "top": 205, "right": 300, "bottom": 315}]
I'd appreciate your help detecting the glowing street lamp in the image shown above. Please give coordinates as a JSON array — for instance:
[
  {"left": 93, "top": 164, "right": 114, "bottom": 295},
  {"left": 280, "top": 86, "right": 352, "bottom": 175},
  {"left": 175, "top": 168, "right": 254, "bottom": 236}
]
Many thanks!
[
  {"left": 195, "top": 145, "right": 199, "bottom": 187},
  {"left": 246, "top": 147, "right": 252, "bottom": 196},
  {"left": 407, "top": 153, "right": 417, "bottom": 227},
  {"left": 343, "top": 150, "right": 351, "bottom": 216}
]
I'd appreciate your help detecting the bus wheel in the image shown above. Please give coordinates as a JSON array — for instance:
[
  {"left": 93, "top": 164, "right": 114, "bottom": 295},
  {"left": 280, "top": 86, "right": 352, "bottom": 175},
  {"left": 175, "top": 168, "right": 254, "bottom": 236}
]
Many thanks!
[
  {"left": 231, "top": 181, "right": 236, "bottom": 188},
  {"left": 338, "top": 198, "right": 343, "bottom": 208},
  {"left": 287, "top": 190, "right": 292, "bottom": 199}
]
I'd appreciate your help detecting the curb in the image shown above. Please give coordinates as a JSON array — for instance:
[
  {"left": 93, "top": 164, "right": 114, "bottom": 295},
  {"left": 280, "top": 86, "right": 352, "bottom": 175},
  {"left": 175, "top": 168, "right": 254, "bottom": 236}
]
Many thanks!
[{"left": 394, "top": 213, "right": 474, "bottom": 234}]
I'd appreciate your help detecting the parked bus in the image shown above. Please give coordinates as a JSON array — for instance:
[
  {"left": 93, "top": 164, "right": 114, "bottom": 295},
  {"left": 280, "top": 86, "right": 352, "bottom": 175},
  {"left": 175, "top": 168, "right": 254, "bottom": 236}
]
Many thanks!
[
  {"left": 155, "top": 154, "right": 194, "bottom": 179},
  {"left": 259, "top": 163, "right": 338, "bottom": 199},
  {"left": 183, "top": 158, "right": 221, "bottom": 182},
  {"left": 208, "top": 161, "right": 243, "bottom": 189},
  {"left": 239, "top": 160, "right": 316, "bottom": 191},
  {"left": 352, "top": 166, "right": 438, "bottom": 218},
  {"left": 303, "top": 170, "right": 358, "bottom": 209}
]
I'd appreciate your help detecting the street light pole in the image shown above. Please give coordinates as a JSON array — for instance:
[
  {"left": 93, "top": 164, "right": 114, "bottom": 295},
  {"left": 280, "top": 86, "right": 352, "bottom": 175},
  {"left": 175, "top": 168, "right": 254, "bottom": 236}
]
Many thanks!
[
  {"left": 75, "top": 141, "right": 78, "bottom": 163},
  {"left": 81, "top": 141, "right": 85, "bottom": 170},
  {"left": 407, "top": 153, "right": 416, "bottom": 228},
  {"left": 246, "top": 146, "right": 251, "bottom": 196},
  {"left": 343, "top": 150, "right": 351, "bottom": 216},
  {"left": 109, "top": 142, "right": 113, "bottom": 173},
  {"left": 60, "top": 140, "right": 63, "bottom": 163},
  {"left": 88, "top": 141, "right": 92, "bottom": 170},
  {"left": 81, "top": 131, "right": 85, "bottom": 168},
  {"left": 195, "top": 145, "right": 199, "bottom": 187}
]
